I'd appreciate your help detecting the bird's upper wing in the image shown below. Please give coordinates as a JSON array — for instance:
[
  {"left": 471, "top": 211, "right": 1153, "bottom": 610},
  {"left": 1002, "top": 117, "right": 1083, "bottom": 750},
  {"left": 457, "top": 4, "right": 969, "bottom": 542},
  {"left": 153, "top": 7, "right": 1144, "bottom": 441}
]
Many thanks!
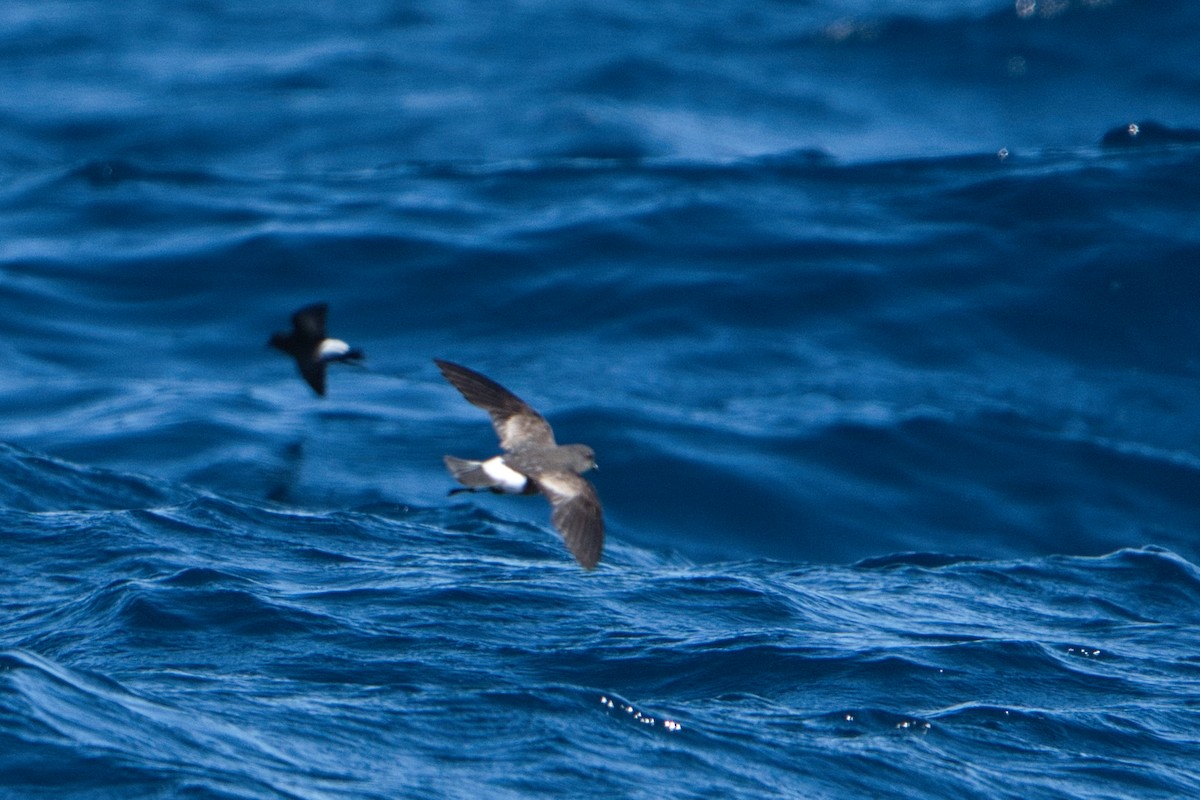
[
  {"left": 292, "top": 303, "right": 328, "bottom": 341},
  {"left": 534, "top": 472, "right": 604, "bottom": 570},
  {"left": 435, "top": 359, "right": 556, "bottom": 449}
]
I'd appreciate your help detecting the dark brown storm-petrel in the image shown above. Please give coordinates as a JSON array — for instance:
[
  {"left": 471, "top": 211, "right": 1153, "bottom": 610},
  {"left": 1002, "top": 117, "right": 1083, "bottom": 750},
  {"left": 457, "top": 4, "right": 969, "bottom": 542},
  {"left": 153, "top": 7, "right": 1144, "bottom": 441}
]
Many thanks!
[
  {"left": 435, "top": 359, "right": 604, "bottom": 570},
  {"left": 269, "top": 303, "right": 364, "bottom": 396}
]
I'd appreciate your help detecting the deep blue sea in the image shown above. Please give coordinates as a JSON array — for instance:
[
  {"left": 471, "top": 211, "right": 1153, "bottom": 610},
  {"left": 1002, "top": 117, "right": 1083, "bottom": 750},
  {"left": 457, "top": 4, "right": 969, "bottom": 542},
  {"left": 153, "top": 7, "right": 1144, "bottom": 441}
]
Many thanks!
[{"left": 3, "top": 1, "right": 1200, "bottom": 797}]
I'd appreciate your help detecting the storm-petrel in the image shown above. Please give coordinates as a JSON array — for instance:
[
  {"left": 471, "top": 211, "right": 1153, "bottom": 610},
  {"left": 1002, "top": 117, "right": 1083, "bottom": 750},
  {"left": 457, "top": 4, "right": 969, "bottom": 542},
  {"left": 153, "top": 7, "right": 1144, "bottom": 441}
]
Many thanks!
[
  {"left": 269, "top": 302, "right": 364, "bottom": 396},
  {"left": 435, "top": 359, "right": 604, "bottom": 570}
]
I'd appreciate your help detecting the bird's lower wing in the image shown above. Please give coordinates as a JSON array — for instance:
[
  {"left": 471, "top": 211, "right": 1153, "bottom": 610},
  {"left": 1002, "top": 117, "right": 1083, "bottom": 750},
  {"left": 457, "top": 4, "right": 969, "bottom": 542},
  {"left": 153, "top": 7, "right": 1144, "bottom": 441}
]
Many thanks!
[
  {"left": 535, "top": 472, "right": 604, "bottom": 570},
  {"left": 298, "top": 359, "right": 327, "bottom": 396}
]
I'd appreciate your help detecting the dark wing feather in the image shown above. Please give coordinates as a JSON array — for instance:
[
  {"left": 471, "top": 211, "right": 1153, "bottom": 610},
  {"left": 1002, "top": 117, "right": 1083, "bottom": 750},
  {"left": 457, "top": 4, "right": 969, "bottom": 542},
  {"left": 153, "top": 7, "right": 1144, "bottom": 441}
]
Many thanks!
[
  {"left": 298, "top": 359, "right": 327, "bottom": 396},
  {"left": 534, "top": 472, "right": 604, "bottom": 570},
  {"left": 435, "top": 359, "right": 555, "bottom": 449},
  {"left": 292, "top": 303, "right": 328, "bottom": 341}
]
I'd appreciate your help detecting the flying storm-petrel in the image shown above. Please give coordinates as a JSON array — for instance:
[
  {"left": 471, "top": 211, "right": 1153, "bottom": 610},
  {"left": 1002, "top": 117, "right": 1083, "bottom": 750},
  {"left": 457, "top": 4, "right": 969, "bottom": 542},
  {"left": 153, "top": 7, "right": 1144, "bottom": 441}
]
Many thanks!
[
  {"left": 435, "top": 359, "right": 604, "bottom": 570},
  {"left": 269, "top": 302, "right": 364, "bottom": 396}
]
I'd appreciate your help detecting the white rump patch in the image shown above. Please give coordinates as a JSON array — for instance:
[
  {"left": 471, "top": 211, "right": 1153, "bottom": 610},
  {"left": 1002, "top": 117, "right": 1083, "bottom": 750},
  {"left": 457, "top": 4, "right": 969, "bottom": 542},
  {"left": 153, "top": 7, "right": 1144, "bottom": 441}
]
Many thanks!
[
  {"left": 482, "top": 457, "right": 528, "bottom": 493},
  {"left": 317, "top": 338, "right": 352, "bottom": 361}
]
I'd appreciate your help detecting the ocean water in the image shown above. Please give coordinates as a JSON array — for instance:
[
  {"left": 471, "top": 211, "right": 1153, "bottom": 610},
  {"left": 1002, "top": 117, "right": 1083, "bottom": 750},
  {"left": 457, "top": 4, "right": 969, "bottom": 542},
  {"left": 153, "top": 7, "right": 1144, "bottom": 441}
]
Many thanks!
[{"left": 3, "top": 0, "right": 1200, "bottom": 797}]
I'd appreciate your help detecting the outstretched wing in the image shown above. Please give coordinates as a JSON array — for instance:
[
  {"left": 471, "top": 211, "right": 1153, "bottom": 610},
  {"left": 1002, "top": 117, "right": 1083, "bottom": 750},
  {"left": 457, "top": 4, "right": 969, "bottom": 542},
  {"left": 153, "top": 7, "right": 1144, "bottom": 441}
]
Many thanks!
[
  {"left": 291, "top": 303, "right": 328, "bottom": 341},
  {"left": 297, "top": 359, "right": 327, "bottom": 396},
  {"left": 534, "top": 472, "right": 604, "bottom": 570},
  {"left": 435, "top": 359, "right": 555, "bottom": 449}
]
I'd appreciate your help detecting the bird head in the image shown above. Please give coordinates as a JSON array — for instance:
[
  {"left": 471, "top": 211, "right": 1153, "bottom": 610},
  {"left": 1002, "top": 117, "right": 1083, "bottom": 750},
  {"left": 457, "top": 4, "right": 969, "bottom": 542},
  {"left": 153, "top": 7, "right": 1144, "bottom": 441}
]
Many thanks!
[{"left": 565, "top": 444, "right": 597, "bottom": 474}]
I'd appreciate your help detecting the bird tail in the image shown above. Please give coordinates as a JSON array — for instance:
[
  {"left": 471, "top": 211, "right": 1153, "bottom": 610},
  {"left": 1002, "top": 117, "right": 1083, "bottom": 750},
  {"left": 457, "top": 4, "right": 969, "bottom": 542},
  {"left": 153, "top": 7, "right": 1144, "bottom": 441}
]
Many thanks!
[{"left": 443, "top": 455, "right": 494, "bottom": 492}]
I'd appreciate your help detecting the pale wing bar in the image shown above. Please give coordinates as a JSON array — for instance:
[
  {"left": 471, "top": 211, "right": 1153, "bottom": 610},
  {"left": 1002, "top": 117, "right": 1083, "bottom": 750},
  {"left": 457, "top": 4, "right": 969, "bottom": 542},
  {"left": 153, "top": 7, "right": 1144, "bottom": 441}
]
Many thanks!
[
  {"left": 536, "top": 472, "right": 604, "bottom": 570},
  {"left": 435, "top": 359, "right": 556, "bottom": 449}
]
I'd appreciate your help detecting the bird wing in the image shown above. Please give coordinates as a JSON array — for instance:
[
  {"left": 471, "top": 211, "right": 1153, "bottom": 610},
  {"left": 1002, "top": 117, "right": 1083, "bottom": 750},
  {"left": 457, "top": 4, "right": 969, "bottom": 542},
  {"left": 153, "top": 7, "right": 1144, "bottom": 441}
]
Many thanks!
[
  {"left": 435, "top": 359, "right": 556, "bottom": 449},
  {"left": 297, "top": 359, "right": 327, "bottom": 396},
  {"left": 292, "top": 303, "right": 328, "bottom": 340},
  {"left": 533, "top": 472, "right": 604, "bottom": 570}
]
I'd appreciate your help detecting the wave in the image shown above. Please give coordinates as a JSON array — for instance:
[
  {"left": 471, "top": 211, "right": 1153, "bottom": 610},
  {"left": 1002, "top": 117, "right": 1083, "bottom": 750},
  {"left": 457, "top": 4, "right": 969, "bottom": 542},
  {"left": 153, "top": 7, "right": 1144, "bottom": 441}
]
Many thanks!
[
  {"left": 3, "top": 437, "right": 1200, "bottom": 797},
  {"left": 3, "top": 0, "right": 1200, "bottom": 796},
  {"left": 0, "top": 649, "right": 369, "bottom": 800},
  {"left": 2, "top": 138, "right": 1199, "bottom": 567}
]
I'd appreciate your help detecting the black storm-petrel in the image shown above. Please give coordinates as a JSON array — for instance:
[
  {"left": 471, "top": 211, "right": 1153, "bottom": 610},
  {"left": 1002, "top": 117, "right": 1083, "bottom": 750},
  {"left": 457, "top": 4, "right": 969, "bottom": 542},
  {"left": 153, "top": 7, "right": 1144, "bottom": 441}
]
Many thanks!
[
  {"left": 269, "top": 302, "right": 364, "bottom": 396},
  {"left": 435, "top": 359, "right": 604, "bottom": 570}
]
